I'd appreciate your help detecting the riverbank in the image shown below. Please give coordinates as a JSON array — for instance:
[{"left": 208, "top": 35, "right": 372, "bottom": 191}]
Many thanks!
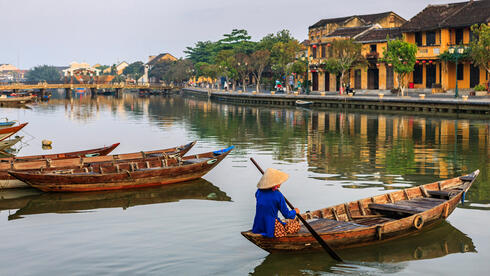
[{"left": 182, "top": 87, "right": 490, "bottom": 117}]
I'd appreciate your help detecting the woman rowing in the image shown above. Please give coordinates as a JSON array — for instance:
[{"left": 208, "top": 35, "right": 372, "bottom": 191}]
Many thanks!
[{"left": 251, "top": 168, "right": 301, "bottom": 238}]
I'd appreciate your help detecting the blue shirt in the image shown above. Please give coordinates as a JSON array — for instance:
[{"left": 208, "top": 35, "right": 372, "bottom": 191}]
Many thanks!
[{"left": 252, "top": 189, "right": 297, "bottom": 238}]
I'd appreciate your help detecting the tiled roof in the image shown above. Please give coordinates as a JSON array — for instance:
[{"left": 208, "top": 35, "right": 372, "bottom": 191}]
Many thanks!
[
  {"left": 309, "top": 12, "right": 394, "bottom": 29},
  {"left": 326, "top": 26, "right": 372, "bottom": 38},
  {"left": 147, "top": 53, "right": 175, "bottom": 66},
  {"left": 402, "top": 0, "right": 490, "bottom": 32},
  {"left": 355, "top": 28, "right": 402, "bottom": 43}
]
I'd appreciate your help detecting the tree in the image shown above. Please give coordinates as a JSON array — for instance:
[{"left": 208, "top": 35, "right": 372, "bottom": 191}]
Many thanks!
[
  {"left": 25, "top": 65, "right": 61, "bottom": 83},
  {"left": 234, "top": 52, "right": 250, "bottom": 91},
  {"left": 164, "top": 59, "right": 194, "bottom": 84},
  {"left": 123, "top": 61, "right": 144, "bottom": 82},
  {"left": 216, "top": 50, "right": 238, "bottom": 90},
  {"left": 470, "top": 24, "right": 490, "bottom": 76},
  {"left": 249, "top": 50, "right": 270, "bottom": 92},
  {"left": 382, "top": 38, "right": 417, "bottom": 96},
  {"left": 322, "top": 39, "right": 365, "bottom": 94},
  {"left": 199, "top": 63, "right": 220, "bottom": 88},
  {"left": 149, "top": 60, "right": 173, "bottom": 82},
  {"left": 270, "top": 40, "right": 302, "bottom": 81},
  {"left": 259, "top": 30, "right": 296, "bottom": 50},
  {"left": 184, "top": 41, "right": 219, "bottom": 64}
]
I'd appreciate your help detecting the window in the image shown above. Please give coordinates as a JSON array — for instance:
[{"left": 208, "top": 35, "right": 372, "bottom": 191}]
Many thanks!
[
  {"left": 426, "top": 31, "right": 436, "bottom": 46},
  {"left": 328, "top": 46, "right": 333, "bottom": 58},
  {"left": 415, "top": 32, "right": 422, "bottom": 46},
  {"left": 370, "top": 44, "right": 377, "bottom": 53},
  {"left": 455, "top": 29, "right": 464, "bottom": 44},
  {"left": 312, "top": 46, "right": 317, "bottom": 58},
  {"left": 457, "top": 63, "right": 464, "bottom": 80},
  {"left": 413, "top": 64, "right": 423, "bottom": 84},
  {"left": 321, "top": 45, "right": 326, "bottom": 58}
]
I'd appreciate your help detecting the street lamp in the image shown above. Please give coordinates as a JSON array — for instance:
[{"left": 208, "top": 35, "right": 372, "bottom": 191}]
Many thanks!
[{"left": 448, "top": 47, "right": 465, "bottom": 98}]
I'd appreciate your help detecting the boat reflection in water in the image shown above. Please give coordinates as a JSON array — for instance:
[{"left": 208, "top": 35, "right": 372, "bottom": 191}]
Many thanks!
[
  {"left": 250, "top": 221, "right": 475, "bottom": 275},
  {"left": 0, "top": 178, "right": 231, "bottom": 220}
]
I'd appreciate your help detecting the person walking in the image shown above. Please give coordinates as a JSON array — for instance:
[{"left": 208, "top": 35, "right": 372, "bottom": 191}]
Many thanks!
[{"left": 251, "top": 168, "right": 301, "bottom": 238}]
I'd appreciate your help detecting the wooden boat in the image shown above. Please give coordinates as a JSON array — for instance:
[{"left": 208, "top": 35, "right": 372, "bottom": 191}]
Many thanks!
[
  {"left": 0, "top": 121, "right": 16, "bottom": 129},
  {"left": 0, "top": 141, "right": 195, "bottom": 189},
  {"left": 0, "top": 178, "right": 231, "bottom": 220},
  {"left": 295, "top": 100, "right": 313, "bottom": 107},
  {"left": 0, "top": 136, "right": 23, "bottom": 151},
  {"left": 9, "top": 146, "right": 233, "bottom": 192},
  {"left": 0, "top": 142, "right": 120, "bottom": 162},
  {"left": 251, "top": 221, "right": 474, "bottom": 273},
  {"left": 0, "top": 123, "right": 28, "bottom": 141},
  {"left": 0, "top": 95, "right": 36, "bottom": 107},
  {"left": 241, "top": 170, "right": 479, "bottom": 253}
]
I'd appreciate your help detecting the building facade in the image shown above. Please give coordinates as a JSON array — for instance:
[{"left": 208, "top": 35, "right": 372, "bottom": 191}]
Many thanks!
[
  {"left": 401, "top": 0, "right": 489, "bottom": 91},
  {"left": 307, "top": 1, "right": 489, "bottom": 93}
]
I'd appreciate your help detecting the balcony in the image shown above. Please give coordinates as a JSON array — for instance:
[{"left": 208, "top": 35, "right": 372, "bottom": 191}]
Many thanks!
[{"left": 365, "top": 51, "right": 379, "bottom": 60}]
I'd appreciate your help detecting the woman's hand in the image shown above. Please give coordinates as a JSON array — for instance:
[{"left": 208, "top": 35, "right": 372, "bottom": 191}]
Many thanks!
[{"left": 294, "top": 208, "right": 300, "bottom": 214}]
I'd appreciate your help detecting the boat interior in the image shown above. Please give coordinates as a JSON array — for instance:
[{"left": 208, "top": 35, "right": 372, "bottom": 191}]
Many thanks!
[{"left": 295, "top": 173, "right": 476, "bottom": 234}]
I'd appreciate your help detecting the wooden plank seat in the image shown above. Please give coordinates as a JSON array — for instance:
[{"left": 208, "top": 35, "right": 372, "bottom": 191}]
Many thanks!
[
  {"left": 298, "top": 219, "right": 365, "bottom": 234},
  {"left": 369, "top": 197, "right": 446, "bottom": 217},
  {"left": 427, "top": 190, "right": 459, "bottom": 199}
]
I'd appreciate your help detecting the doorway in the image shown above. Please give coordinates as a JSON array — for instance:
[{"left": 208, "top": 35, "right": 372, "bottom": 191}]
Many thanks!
[{"left": 368, "top": 68, "right": 379, "bottom": 90}]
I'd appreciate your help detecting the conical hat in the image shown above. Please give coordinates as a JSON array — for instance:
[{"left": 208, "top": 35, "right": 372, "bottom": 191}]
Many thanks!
[{"left": 257, "top": 168, "right": 289, "bottom": 189}]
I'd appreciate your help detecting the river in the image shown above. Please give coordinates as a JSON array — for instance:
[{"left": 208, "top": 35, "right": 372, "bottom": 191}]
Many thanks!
[{"left": 0, "top": 92, "right": 488, "bottom": 275}]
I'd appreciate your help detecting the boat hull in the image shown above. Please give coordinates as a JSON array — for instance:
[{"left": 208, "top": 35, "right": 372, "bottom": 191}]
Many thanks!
[
  {"left": 0, "top": 141, "right": 195, "bottom": 189},
  {"left": 0, "top": 123, "right": 28, "bottom": 142},
  {"left": 9, "top": 146, "right": 231, "bottom": 192},
  {"left": 242, "top": 170, "right": 479, "bottom": 253}
]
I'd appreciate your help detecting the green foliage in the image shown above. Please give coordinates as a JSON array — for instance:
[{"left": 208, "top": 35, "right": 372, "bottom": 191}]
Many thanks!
[
  {"left": 95, "top": 65, "right": 109, "bottom": 71},
  {"left": 258, "top": 30, "right": 296, "bottom": 50},
  {"left": 322, "top": 39, "right": 366, "bottom": 86},
  {"left": 383, "top": 39, "right": 417, "bottom": 75},
  {"left": 288, "top": 60, "right": 307, "bottom": 75},
  {"left": 25, "top": 65, "right": 61, "bottom": 83},
  {"left": 439, "top": 49, "right": 470, "bottom": 62},
  {"left": 382, "top": 39, "right": 417, "bottom": 95},
  {"left": 185, "top": 41, "right": 219, "bottom": 64},
  {"left": 215, "top": 49, "right": 238, "bottom": 79},
  {"left": 474, "top": 84, "right": 486, "bottom": 91},
  {"left": 149, "top": 60, "right": 173, "bottom": 81},
  {"left": 163, "top": 59, "right": 194, "bottom": 83},
  {"left": 270, "top": 40, "right": 302, "bottom": 77},
  {"left": 123, "top": 61, "right": 144, "bottom": 80},
  {"left": 470, "top": 24, "right": 490, "bottom": 74}
]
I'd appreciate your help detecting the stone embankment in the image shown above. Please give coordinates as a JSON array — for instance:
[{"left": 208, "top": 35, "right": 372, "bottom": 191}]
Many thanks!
[{"left": 182, "top": 88, "right": 490, "bottom": 117}]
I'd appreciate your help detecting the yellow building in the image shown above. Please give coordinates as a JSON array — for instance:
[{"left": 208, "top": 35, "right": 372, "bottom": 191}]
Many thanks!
[
  {"left": 401, "top": 0, "right": 489, "bottom": 91},
  {"left": 102, "top": 61, "right": 129, "bottom": 75},
  {"left": 308, "top": 12, "right": 406, "bottom": 92}
]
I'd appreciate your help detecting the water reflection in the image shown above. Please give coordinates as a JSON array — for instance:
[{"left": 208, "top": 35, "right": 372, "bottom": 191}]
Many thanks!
[
  {"left": 32, "top": 93, "right": 490, "bottom": 210},
  {"left": 250, "top": 221, "right": 475, "bottom": 275},
  {"left": 0, "top": 178, "right": 231, "bottom": 220}
]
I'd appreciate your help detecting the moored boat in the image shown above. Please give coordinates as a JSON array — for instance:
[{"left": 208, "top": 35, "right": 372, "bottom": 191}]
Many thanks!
[
  {"left": 241, "top": 170, "right": 479, "bottom": 253},
  {"left": 0, "top": 121, "right": 16, "bottom": 129},
  {"left": 8, "top": 145, "right": 233, "bottom": 192},
  {"left": 0, "top": 141, "right": 196, "bottom": 189},
  {"left": 0, "top": 123, "right": 28, "bottom": 141},
  {"left": 0, "top": 136, "right": 23, "bottom": 151},
  {"left": 0, "top": 95, "right": 36, "bottom": 107},
  {"left": 0, "top": 142, "right": 120, "bottom": 162},
  {"left": 295, "top": 100, "right": 313, "bottom": 107}
]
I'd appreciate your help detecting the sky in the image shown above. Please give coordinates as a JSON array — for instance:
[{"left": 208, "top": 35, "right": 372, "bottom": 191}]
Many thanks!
[{"left": 0, "top": 0, "right": 466, "bottom": 69}]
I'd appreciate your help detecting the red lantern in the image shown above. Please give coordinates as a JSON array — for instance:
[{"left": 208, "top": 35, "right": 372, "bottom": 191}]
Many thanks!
[
  {"left": 429, "top": 60, "right": 433, "bottom": 64},
  {"left": 416, "top": 60, "right": 419, "bottom": 64},
  {"left": 388, "top": 63, "right": 392, "bottom": 67},
  {"left": 422, "top": 60, "right": 426, "bottom": 64},
  {"left": 312, "top": 45, "right": 317, "bottom": 49},
  {"left": 327, "top": 43, "right": 331, "bottom": 47},
  {"left": 376, "top": 63, "right": 380, "bottom": 67}
]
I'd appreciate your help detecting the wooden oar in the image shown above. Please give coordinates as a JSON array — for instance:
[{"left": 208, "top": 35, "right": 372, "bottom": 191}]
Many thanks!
[{"left": 250, "top": 158, "right": 343, "bottom": 262}]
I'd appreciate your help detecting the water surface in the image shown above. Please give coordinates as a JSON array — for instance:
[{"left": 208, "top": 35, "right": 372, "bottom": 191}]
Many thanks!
[{"left": 0, "top": 92, "right": 489, "bottom": 275}]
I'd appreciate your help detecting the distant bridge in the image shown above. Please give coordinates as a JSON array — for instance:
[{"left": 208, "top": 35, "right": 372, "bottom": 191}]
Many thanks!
[{"left": 0, "top": 82, "right": 176, "bottom": 92}]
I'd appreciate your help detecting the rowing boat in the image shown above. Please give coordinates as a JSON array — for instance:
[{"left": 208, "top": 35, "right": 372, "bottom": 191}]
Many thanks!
[
  {"left": 0, "top": 136, "right": 23, "bottom": 151},
  {"left": 0, "top": 123, "right": 27, "bottom": 141},
  {"left": 0, "top": 142, "right": 120, "bottom": 162},
  {"left": 0, "top": 141, "right": 195, "bottom": 189},
  {"left": 0, "top": 95, "right": 36, "bottom": 107},
  {"left": 241, "top": 170, "right": 479, "bottom": 253},
  {"left": 8, "top": 146, "right": 233, "bottom": 192},
  {"left": 295, "top": 100, "right": 313, "bottom": 107},
  {"left": 0, "top": 121, "right": 16, "bottom": 129}
]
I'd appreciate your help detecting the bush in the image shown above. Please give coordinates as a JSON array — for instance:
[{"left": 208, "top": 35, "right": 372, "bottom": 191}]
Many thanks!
[{"left": 474, "top": 84, "right": 486, "bottom": 91}]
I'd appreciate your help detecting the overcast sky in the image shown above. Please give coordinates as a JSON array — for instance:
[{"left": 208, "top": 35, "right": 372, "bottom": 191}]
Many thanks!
[{"left": 0, "top": 0, "right": 465, "bottom": 69}]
